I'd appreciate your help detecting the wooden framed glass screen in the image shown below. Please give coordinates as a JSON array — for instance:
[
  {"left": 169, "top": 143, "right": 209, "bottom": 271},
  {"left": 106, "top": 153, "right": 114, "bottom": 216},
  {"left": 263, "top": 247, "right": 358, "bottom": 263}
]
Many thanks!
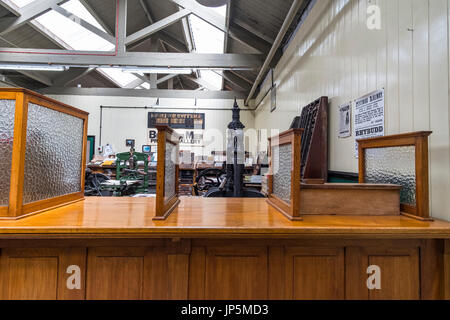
[
  {"left": 154, "top": 125, "right": 180, "bottom": 220},
  {"left": 358, "top": 131, "right": 432, "bottom": 221},
  {"left": 0, "top": 88, "right": 88, "bottom": 219},
  {"left": 267, "top": 129, "right": 303, "bottom": 221}
]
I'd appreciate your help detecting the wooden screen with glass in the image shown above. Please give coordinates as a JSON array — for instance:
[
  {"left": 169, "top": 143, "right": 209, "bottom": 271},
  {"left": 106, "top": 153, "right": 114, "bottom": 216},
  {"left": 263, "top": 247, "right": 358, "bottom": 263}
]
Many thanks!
[
  {"left": 154, "top": 125, "right": 180, "bottom": 220},
  {"left": 267, "top": 129, "right": 303, "bottom": 221},
  {"left": 0, "top": 88, "right": 88, "bottom": 219},
  {"left": 358, "top": 131, "right": 433, "bottom": 221}
]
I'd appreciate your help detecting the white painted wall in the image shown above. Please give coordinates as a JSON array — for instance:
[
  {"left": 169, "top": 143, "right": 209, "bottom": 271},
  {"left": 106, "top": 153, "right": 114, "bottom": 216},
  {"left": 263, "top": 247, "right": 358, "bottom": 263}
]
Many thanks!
[
  {"left": 254, "top": 0, "right": 450, "bottom": 220},
  {"left": 47, "top": 94, "right": 255, "bottom": 156}
]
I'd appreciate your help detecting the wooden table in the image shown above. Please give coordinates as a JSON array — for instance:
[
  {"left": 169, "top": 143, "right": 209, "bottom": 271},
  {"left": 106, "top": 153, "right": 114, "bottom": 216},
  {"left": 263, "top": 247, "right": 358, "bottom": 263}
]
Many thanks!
[{"left": 0, "top": 197, "right": 449, "bottom": 300}]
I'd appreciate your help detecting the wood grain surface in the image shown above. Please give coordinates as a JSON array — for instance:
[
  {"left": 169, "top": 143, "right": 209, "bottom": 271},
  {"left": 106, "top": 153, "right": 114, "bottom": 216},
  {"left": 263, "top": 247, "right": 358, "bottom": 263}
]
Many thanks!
[{"left": 0, "top": 197, "right": 448, "bottom": 238}]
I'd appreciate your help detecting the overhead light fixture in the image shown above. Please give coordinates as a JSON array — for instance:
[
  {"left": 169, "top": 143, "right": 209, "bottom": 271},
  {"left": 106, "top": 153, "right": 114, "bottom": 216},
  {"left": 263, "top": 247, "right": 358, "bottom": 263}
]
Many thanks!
[
  {"left": 122, "top": 67, "right": 192, "bottom": 74},
  {"left": 0, "top": 64, "right": 68, "bottom": 72}
]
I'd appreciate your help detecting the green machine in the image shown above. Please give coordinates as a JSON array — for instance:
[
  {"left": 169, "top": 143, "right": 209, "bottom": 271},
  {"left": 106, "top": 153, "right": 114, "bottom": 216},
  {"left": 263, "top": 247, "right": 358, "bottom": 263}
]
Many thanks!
[{"left": 101, "top": 147, "right": 150, "bottom": 196}]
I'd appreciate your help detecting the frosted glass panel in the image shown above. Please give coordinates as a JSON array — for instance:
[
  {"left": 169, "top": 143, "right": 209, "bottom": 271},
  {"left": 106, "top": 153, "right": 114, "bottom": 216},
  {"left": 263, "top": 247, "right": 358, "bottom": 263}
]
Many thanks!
[
  {"left": 164, "top": 142, "right": 176, "bottom": 199},
  {"left": 272, "top": 144, "right": 292, "bottom": 203},
  {"left": 23, "top": 103, "right": 84, "bottom": 204},
  {"left": 0, "top": 100, "right": 15, "bottom": 206},
  {"left": 364, "top": 146, "right": 416, "bottom": 206}
]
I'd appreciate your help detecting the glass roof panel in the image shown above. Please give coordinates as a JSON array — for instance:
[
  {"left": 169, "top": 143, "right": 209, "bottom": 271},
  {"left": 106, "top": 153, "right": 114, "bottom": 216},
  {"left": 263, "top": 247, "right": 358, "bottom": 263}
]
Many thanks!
[
  {"left": 8, "top": 0, "right": 35, "bottom": 7},
  {"left": 189, "top": 4, "right": 226, "bottom": 91},
  {"left": 60, "top": 0, "right": 105, "bottom": 30},
  {"left": 35, "top": 9, "right": 114, "bottom": 51},
  {"left": 16, "top": 0, "right": 139, "bottom": 88},
  {"left": 98, "top": 68, "right": 138, "bottom": 88}
]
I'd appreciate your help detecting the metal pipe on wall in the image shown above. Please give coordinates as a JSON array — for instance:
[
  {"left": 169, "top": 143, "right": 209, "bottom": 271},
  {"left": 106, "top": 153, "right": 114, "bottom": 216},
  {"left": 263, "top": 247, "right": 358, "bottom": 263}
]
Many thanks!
[{"left": 97, "top": 104, "right": 255, "bottom": 148}]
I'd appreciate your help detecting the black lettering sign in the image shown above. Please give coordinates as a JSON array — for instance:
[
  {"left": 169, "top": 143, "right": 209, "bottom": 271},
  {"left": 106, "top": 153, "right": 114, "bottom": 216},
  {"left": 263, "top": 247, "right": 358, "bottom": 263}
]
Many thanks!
[{"left": 148, "top": 112, "right": 205, "bottom": 129}]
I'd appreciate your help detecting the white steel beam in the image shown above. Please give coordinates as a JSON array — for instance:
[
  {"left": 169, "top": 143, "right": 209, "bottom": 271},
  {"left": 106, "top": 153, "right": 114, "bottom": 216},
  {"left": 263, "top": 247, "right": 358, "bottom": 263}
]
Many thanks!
[
  {"left": 185, "top": 75, "right": 218, "bottom": 91},
  {"left": 0, "top": 0, "right": 20, "bottom": 17},
  {"left": 217, "top": 70, "right": 251, "bottom": 92},
  {"left": 179, "top": 8, "right": 194, "bottom": 52},
  {"left": 41, "top": 87, "right": 247, "bottom": 99},
  {"left": 157, "top": 73, "right": 178, "bottom": 85},
  {"left": 233, "top": 18, "right": 275, "bottom": 44},
  {"left": 116, "top": 0, "right": 127, "bottom": 55},
  {"left": 51, "top": 4, "right": 115, "bottom": 44},
  {"left": 0, "top": 50, "right": 262, "bottom": 68},
  {"left": 0, "top": 0, "right": 69, "bottom": 36},
  {"left": 52, "top": 67, "right": 94, "bottom": 86},
  {"left": 79, "top": 0, "right": 114, "bottom": 35},
  {"left": 0, "top": 35, "right": 53, "bottom": 86},
  {"left": 169, "top": 0, "right": 226, "bottom": 32},
  {"left": 124, "top": 77, "right": 145, "bottom": 89},
  {"left": 170, "top": 0, "right": 268, "bottom": 57},
  {"left": 125, "top": 9, "right": 191, "bottom": 46}
]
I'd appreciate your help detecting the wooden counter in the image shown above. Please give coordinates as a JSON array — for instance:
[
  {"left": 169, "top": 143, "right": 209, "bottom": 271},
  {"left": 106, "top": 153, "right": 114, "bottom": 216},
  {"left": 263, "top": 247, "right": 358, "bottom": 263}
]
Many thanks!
[{"left": 0, "top": 197, "right": 449, "bottom": 300}]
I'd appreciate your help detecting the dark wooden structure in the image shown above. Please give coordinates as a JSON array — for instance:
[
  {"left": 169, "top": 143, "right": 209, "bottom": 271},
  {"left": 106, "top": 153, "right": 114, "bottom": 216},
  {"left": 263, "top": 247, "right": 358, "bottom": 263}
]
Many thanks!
[{"left": 290, "top": 96, "right": 328, "bottom": 183}]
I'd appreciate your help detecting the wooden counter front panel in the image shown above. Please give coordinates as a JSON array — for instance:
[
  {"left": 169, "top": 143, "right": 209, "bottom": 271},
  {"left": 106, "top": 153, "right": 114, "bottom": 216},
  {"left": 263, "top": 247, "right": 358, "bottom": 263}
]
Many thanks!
[
  {"left": 284, "top": 247, "right": 345, "bottom": 300},
  {"left": 189, "top": 247, "right": 268, "bottom": 300},
  {"left": 86, "top": 245, "right": 189, "bottom": 300},
  {"left": 346, "top": 246, "right": 420, "bottom": 300},
  {"left": 87, "top": 247, "right": 146, "bottom": 300},
  {"left": 0, "top": 248, "right": 86, "bottom": 300},
  {"left": 0, "top": 239, "right": 445, "bottom": 300}
]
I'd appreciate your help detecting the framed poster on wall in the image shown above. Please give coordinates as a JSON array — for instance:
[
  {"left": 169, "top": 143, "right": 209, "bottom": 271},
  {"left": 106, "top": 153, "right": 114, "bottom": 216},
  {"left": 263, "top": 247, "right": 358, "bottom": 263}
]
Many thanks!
[
  {"left": 271, "top": 85, "right": 277, "bottom": 113},
  {"left": 354, "top": 89, "right": 385, "bottom": 158},
  {"left": 338, "top": 102, "right": 352, "bottom": 138}
]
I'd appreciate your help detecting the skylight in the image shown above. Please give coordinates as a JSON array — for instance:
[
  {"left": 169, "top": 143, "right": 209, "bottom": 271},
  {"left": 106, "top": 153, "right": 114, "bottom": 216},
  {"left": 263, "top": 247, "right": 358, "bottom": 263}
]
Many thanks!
[
  {"left": 8, "top": 0, "right": 139, "bottom": 88},
  {"left": 98, "top": 68, "right": 138, "bottom": 88},
  {"left": 6, "top": 0, "right": 230, "bottom": 91},
  {"left": 8, "top": 0, "right": 34, "bottom": 7},
  {"left": 189, "top": 4, "right": 226, "bottom": 91},
  {"left": 35, "top": 8, "right": 114, "bottom": 51}
]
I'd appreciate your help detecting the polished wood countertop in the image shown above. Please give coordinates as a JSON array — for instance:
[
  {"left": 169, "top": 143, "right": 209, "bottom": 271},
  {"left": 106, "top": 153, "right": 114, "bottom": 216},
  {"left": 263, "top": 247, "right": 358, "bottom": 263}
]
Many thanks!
[{"left": 0, "top": 197, "right": 449, "bottom": 239}]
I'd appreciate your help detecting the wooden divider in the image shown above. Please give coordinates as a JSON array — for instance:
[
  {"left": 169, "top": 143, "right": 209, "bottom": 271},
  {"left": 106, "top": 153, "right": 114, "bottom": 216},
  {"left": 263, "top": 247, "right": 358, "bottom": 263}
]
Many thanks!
[
  {"left": 154, "top": 125, "right": 180, "bottom": 220},
  {"left": 267, "top": 129, "right": 303, "bottom": 221},
  {"left": 0, "top": 88, "right": 88, "bottom": 219},
  {"left": 358, "top": 131, "right": 433, "bottom": 221},
  {"left": 267, "top": 129, "right": 407, "bottom": 221}
]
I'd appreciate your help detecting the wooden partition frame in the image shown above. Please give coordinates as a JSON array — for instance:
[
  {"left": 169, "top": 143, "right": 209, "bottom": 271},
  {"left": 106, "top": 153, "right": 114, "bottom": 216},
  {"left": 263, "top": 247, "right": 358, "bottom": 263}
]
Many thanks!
[
  {"left": 267, "top": 129, "right": 303, "bottom": 221},
  {"left": 154, "top": 125, "right": 180, "bottom": 220},
  {"left": 358, "top": 131, "right": 432, "bottom": 221},
  {"left": 0, "top": 88, "right": 88, "bottom": 220}
]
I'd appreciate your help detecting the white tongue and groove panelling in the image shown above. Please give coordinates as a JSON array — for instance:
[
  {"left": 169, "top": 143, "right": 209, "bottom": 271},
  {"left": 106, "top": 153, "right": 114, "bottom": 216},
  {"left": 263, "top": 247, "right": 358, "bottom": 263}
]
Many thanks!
[{"left": 254, "top": 0, "right": 450, "bottom": 221}]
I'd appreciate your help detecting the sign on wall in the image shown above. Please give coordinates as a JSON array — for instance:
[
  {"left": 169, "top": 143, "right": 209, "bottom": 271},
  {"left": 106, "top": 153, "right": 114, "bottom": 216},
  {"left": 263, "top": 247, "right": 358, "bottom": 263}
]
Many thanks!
[
  {"left": 148, "top": 112, "right": 205, "bottom": 129},
  {"left": 354, "top": 89, "right": 385, "bottom": 158},
  {"left": 338, "top": 102, "right": 352, "bottom": 138},
  {"left": 270, "top": 85, "right": 277, "bottom": 113}
]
